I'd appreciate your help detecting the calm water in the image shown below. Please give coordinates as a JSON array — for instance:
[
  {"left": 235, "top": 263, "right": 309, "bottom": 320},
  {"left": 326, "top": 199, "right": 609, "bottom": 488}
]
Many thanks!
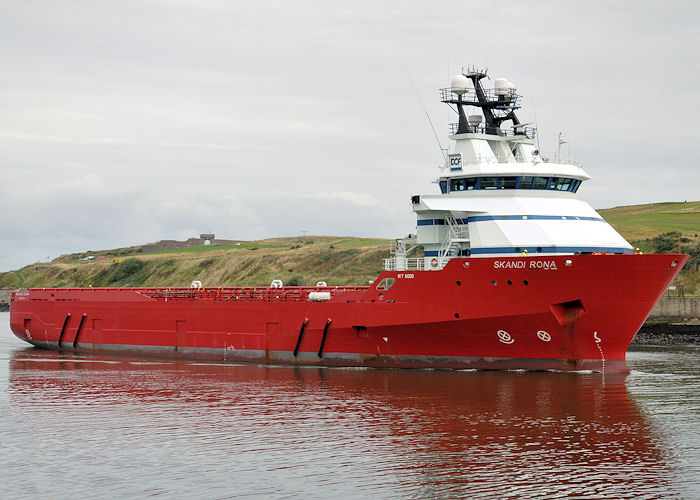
[{"left": 1, "top": 312, "right": 698, "bottom": 499}]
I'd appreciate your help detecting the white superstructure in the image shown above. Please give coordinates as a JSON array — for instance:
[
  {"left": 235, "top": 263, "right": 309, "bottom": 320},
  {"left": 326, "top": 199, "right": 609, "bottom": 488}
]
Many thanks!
[{"left": 386, "top": 67, "right": 632, "bottom": 271}]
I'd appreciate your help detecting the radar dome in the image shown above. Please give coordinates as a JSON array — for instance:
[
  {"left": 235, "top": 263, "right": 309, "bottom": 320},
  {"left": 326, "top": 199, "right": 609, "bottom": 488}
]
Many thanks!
[
  {"left": 450, "top": 74, "right": 470, "bottom": 95},
  {"left": 494, "top": 78, "right": 509, "bottom": 96}
]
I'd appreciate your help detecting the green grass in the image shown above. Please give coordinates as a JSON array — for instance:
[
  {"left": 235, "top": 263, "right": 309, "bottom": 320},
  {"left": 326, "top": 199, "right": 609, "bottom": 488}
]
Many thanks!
[
  {"left": 605, "top": 213, "right": 700, "bottom": 233},
  {"left": 326, "top": 238, "right": 389, "bottom": 248},
  {"left": 15, "top": 268, "right": 26, "bottom": 287},
  {"left": 151, "top": 243, "right": 285, "bottom": 255},
  {"left": 599, "top": 201, "right": 700, "bottom": 241}
]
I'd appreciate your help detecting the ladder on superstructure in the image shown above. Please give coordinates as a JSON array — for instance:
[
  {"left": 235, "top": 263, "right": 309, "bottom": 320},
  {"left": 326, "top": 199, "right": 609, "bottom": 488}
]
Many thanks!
[{"left": 438, "top": 213, "right": 469, "bottom": 268}]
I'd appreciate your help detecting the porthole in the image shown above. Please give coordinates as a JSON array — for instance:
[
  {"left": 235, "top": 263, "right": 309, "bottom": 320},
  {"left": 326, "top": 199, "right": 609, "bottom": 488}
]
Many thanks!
[
  {"left": 456, "top": 280, "right": 462, "bottom": 286},
  {"left": 492, "top": 280, "right": 497, "bottom": 286},
  {"left": 454, "top": 313, "right": 460, "bottom": 319},
  {"left": 536, "top": 247, "right": 542, "bottom": 253},
  {"left": 523, "top": 280, "right": 529, "bottom": 286},
  {"left": 507, "top": 280, "right": 512, "bottom": 286}
]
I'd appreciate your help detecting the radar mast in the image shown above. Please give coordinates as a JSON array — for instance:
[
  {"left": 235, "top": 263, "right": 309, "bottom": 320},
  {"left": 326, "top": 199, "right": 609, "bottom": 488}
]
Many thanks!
[{"left": 441, "top": 66, "right": 523, "bottom": 136}]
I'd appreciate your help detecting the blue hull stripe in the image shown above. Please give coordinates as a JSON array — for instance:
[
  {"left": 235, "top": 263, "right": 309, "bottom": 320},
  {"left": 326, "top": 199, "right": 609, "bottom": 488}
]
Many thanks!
[
  {"left": 424, "top": 246, "right": 632, "bottom": 256},
  {"left": 417, "top": 215, "right": 605, "bottom": 226},
  {"left": 469, "top": 246, "right": 632, "bottom": 255},
  {"left": 467, "top": 215, "right": 605, "bottom": 222}
]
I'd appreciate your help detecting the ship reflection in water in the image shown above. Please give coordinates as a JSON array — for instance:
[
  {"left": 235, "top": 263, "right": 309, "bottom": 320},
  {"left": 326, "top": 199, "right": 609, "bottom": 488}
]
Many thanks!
[{"left": 6, "top": 347, "right": 691, "bottom": 499}]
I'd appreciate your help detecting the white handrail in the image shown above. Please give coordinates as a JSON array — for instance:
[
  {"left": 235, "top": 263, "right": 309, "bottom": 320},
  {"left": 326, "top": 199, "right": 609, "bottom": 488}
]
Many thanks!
[{"left": 383, "top": 258, "right": 424, "bottom": 271}]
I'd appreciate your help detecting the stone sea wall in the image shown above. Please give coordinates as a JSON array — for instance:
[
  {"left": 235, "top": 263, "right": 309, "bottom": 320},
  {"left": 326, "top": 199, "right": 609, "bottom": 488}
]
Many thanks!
[
  {"left": 0, "top": 290, "right": 10, "bottom": 312},
  {"left": 634, "top": 296, "right": 699, "bottom": 345},
  {"left": 647, "top": 296, "right": 699, "bottom": 322}
]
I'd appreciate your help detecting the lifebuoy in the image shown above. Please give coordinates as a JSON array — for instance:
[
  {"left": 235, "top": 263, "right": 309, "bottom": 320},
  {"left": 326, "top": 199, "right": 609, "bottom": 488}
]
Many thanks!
[{"left": 430, "top": 258, "right": 439, "bottom": 268}]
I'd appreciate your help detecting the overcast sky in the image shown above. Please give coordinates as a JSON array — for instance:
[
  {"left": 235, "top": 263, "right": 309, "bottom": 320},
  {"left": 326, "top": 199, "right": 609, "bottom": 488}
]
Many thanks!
[{"left": 1, "top": 0, "right": 698, "bottom": 271}]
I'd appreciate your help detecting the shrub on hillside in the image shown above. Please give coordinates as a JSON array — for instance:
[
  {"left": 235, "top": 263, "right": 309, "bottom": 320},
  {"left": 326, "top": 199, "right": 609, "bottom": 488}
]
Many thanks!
[
  {"left": 686, "top": 245, "right": 700, "bottom": 271},
  {"left": 108, "top": 258, "right": 144, "bottom": 284},
  {"left": 634, "top": 232, "right": 700, "bottom": 273},
  {"left": 650, "top": 232, "right": 691, "bottom": 253},
  {"left": 199, "top": 258, "right": 215, "bottom": 269}
]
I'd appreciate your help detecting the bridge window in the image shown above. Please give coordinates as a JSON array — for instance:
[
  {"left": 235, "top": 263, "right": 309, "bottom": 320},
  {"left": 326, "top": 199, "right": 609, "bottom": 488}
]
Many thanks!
[
  {"left": 450, "top": 178, "right": 465, "bottom": 191},
  {"left": 518, "top": 176, "right": 534, "bottom": 189},
  {"left": 446, "top": 176, "right": 581, "bottom": 193},
  {"left": 479, "top": 177, "right": 498, "bottom": 190},
  {"left": 450, "top": 178, "right": 478, "bottom": 191},
  {"left": 548, "top": 177, "right": 571, "bottom": 190},
  {"left": 532, "top": 176, "right": 549, "bottom": 189},
  {"left": 500, "top": 176, "right": 517, "bottom": 189}
]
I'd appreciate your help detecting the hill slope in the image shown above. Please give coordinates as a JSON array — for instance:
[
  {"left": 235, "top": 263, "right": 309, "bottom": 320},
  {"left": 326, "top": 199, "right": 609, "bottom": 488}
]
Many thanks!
[
  {"left": 599, "top": 201, "right": 699, "bottom": 294},
  {"left": 0, "top": 236, "right": 392, "bottom": 289},
  {"left": 598, "top": 201, "right": 700, "bottom": 241}
]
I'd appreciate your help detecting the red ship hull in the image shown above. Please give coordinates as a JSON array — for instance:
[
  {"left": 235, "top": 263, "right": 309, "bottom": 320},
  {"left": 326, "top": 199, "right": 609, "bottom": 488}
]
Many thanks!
[{"left": 9, "top": 254, "right": 688, "bottom": 373}]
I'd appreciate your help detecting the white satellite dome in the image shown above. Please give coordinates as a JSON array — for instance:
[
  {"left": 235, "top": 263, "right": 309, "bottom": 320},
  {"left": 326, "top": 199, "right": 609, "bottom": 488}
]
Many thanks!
[
  {"left": 450, "top": 74, "right": 471, "bottom": 95},
  {"left": 494, "top": 77, "right": 510, "bottom": 96},
  {"left": 495, "top": 78, "right": 516, "bottom": 98}
]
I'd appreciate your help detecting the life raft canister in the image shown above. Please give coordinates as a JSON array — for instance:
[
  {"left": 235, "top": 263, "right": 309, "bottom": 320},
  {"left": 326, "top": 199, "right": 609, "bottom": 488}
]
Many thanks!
[{"left": 430, "top": 258, "right": 439, "bottom": 268}]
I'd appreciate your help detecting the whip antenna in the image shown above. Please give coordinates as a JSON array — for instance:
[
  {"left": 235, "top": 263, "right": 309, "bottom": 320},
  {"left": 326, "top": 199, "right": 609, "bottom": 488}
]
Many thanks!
[
  {"left": 407, "top": 76, "right": 446, "bottom": 160},
  {"left": 531, "top": 94, "right": 541, "bottom": 152}
]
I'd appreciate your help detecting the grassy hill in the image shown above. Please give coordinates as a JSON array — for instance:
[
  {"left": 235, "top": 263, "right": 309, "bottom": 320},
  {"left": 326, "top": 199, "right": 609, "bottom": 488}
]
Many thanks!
[
  {"left": 1, "top": 201, "right": 697, "bottom": 294},
  {"left": 598, "top": 201, "right": 700, "bottom": 242},
  {"left": 0, "top": 236, "right": 392, "bottom": 289},
  {"left": 599, "top": 201, "right": 699, "bottom": 294}
]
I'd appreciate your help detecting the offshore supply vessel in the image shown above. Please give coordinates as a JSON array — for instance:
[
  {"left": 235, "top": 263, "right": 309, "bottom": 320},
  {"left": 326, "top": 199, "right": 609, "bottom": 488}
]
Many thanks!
[{"left": 10, "top": 67, "right": 688, "bottom": 372}]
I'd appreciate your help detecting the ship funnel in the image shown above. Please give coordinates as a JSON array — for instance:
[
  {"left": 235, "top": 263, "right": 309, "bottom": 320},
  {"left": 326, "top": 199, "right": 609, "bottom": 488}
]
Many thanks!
[{"left": 450, "top": 74, "right": 471, "bottom": 95}]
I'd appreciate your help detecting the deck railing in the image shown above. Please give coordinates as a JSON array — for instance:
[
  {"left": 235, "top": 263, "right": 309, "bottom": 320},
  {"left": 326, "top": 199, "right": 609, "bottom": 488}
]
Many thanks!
[
  {"left": 383, "top": 257, "right": 424, "bottom": 271},
  {"left": 449, "top": 122, "right": 536, "bottom": 139},
  {"left": 20, "top": 286, "right": 370, "bottom": 303}
]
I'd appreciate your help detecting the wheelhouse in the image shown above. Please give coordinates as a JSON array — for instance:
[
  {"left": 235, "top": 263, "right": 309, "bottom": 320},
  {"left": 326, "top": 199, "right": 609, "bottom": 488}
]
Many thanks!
[{"left": 440, "top": 176, "right": 583, "bottom": 194}]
